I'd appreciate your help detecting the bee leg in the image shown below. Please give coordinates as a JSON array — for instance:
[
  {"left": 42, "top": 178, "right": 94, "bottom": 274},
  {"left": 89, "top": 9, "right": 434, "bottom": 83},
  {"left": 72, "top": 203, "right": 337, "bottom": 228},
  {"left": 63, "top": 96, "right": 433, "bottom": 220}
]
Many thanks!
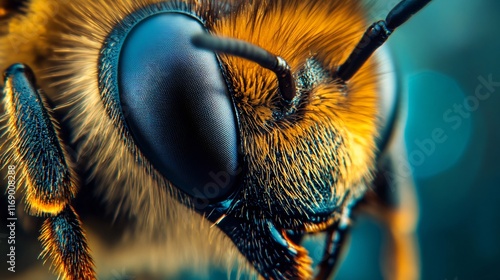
[
  {"left": 315, "top": 200, "right": 355, "bottom": 280},
  {"left": 362, "top": 143, "right": 419, "bottom": 280},
  {"left": 2, "top": 63, "right": 96, "bottom": 279},
  {"left": 40, "top": 205, "right": 95, "bottom": 279}
]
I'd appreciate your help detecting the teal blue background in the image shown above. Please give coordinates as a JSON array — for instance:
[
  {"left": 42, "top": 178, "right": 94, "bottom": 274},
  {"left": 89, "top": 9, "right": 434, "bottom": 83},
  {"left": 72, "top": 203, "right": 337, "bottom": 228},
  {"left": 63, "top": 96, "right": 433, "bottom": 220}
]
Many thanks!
[{"left": 338, "top": 1, "right": 500, "bottom": 279}]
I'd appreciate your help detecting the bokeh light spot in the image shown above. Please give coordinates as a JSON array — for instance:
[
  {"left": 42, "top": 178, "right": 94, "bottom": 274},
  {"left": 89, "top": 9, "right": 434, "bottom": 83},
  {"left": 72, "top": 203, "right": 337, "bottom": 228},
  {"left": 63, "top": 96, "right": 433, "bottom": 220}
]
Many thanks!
[{"left": 405, "top": 71, "right": 472, "bottom": 179}]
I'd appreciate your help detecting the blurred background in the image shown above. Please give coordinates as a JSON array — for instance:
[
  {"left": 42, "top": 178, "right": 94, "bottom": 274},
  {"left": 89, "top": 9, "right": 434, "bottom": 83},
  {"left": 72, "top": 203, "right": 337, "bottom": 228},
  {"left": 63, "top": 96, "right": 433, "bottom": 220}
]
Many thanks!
[
  {"left": 336, "top": 0, "right": 500, "bottom": 279},
  {"left": 1, "top": 0, "right": 499, "bottom": 279}
]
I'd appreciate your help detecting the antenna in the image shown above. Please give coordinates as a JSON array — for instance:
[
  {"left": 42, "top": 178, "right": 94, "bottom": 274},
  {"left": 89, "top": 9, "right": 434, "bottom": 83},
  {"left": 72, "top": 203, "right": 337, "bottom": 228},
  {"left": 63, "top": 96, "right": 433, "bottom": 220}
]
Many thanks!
[
  {"left": 192, "top": 33, "right": 296, "bottom": 101},
  {"left": 336, "top": 0, "right": 433, "bottom": 82}
]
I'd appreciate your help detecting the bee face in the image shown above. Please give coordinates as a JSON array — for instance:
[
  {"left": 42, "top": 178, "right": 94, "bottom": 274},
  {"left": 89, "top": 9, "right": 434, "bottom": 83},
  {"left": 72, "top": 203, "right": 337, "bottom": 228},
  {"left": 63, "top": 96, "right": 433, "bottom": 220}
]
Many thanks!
[
  {"left": 106, "top": 1, "right": 379, "bottom": 277},
  {"left": 0, "top": 0, "right": 430, "bottom": 279}
]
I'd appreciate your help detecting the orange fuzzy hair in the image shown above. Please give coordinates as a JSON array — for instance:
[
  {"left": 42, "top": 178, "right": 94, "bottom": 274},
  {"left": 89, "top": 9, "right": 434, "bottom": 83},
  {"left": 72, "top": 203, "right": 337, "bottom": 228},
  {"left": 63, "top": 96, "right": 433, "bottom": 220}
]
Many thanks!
[{"left": 215, "top": 0, "right": 379, "bottom": 215}]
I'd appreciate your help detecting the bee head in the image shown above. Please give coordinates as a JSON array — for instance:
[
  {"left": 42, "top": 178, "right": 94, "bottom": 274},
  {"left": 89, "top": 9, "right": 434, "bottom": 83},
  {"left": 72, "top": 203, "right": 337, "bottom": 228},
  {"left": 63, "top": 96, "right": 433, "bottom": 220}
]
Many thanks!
[
  {"left": 100, "top": 2, "right": 379, "bottom": 278},
  {"left": 92, "top": 0, "right": 431, "bottom": 278}
]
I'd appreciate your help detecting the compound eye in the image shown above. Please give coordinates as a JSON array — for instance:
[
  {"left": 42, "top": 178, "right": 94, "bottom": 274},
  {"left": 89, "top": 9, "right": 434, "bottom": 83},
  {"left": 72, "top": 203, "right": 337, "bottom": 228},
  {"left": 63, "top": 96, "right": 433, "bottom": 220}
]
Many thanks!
[{"left": 118, "top": 13, "right": 241, "bottom": 201}]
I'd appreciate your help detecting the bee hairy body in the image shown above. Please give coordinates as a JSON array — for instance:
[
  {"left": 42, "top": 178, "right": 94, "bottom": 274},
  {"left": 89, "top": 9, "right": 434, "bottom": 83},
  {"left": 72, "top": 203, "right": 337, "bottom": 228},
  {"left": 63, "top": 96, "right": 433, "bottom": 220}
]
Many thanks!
[{"left": 0, "top": 0, "right": 420, "bottom": 279}]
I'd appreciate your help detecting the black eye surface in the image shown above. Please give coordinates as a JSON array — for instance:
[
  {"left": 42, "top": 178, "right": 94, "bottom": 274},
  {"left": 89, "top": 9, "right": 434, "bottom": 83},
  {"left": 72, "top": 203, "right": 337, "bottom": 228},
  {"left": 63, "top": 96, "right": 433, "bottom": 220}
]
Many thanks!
[{"left": 118, "top": 13, "right": 241, "bottom": 201}]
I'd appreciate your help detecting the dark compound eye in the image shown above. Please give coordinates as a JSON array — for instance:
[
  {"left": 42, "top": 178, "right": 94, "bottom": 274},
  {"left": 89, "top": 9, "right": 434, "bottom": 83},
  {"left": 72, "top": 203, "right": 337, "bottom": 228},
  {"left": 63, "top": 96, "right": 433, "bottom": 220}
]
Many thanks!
[{"left": 118, "top": 13, "right": 242, "bottom": 201}]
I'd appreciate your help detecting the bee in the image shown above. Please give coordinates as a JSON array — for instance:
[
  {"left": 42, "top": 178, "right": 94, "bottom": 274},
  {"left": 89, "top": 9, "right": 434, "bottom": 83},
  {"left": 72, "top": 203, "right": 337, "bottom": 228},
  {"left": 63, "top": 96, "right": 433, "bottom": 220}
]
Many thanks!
[{"left": 0, "top": 0, "right": 431, "bottom": 279}]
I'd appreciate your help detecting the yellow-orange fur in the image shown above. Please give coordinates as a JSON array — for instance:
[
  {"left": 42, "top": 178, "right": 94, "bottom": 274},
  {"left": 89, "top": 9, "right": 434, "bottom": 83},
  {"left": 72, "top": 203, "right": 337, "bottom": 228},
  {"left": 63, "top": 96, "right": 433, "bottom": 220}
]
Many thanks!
[{"left": 217, "top": 1, "right": 378, "bottom": 212}]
